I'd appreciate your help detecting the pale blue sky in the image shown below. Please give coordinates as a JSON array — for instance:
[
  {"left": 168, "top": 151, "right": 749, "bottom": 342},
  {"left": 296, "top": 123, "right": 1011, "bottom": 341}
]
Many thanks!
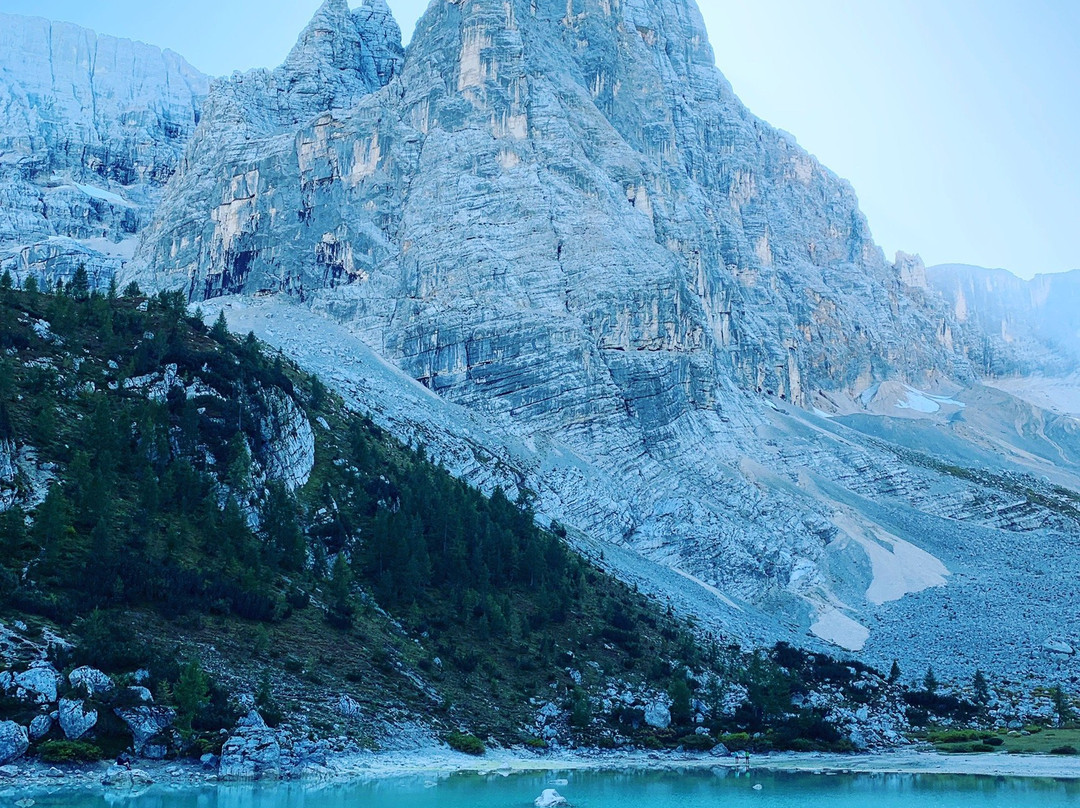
[{"left": 1, "top": 0, "right": 1077, "bottom": 278}]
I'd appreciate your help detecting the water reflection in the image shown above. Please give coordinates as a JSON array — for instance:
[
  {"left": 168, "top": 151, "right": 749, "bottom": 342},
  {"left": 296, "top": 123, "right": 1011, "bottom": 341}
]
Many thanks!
[{"left": 16, "top": 767, "right": 1080, "bottom": 808}]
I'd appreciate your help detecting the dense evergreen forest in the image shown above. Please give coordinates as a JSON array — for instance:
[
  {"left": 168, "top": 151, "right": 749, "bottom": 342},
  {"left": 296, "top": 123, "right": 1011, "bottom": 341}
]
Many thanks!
[{"left": 0, "top": 270, "right": 889, "bottom": 756}]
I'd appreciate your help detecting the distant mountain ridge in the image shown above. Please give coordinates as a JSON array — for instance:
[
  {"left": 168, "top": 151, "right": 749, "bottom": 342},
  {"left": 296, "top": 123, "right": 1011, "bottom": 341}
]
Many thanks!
[
  {"left": 0, "top": 12, "right": 208, "bottom": 286},
  {"left": 928, "top": 263, "right": 1080, "bottom": 376}
]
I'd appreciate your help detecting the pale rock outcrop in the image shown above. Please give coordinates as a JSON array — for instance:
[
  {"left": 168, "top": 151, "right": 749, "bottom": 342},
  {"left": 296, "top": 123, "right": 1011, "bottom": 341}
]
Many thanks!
[
  {"left": 13, "top": 663, "right": 60, "bottom": 704},
  {"left": 58, "top": 697, "right": 98, "bottom": 740},
  {"left": 260, "top": 390, "right": 316, "bottom": 491},
  {"left": 114, "top": 706, "right": 175, "bottom": 753},
  {"left": 219, "top": 728, "right": 282, "bottom": 780},
  {"left": 644, "top": 700, "right": 672, "bottom": 730},
  {"left": 0, "top": 722, "right": 28, "bottom": 765},
  {"left": 69, "top": 666, "right": 115, "bottom": 698}
]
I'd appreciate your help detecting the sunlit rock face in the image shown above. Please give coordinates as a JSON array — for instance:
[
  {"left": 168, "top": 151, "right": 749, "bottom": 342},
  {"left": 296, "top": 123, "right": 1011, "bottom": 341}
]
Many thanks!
[
  {"left": 0, "top": 12, "right": 208, "bottom": 287},
  {"left": 118, "top": 0, "right": 1080, "bottom": 677}
]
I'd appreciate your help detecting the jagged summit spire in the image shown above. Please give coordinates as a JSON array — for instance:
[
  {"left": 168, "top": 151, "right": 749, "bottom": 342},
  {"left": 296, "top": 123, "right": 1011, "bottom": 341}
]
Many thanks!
[
  {"left": 283, "top": 0, "right": 362, "bottom": 75},
  {"left": 278, "top": 0, "right": 401, "bottom": 110}
]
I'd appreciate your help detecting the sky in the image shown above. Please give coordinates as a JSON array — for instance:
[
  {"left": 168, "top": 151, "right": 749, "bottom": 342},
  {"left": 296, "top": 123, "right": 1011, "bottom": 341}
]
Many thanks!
[{"left": 1, "top": 0, "right": 1077, "bottom": 278}]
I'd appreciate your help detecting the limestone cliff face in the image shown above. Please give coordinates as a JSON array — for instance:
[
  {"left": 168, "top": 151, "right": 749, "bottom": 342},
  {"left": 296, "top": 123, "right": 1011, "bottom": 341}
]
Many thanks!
[
  {"left": 929, "top": 264, "right": 1080, "bottom": 376},
  {"left": 126, "top": 0, "right": 983, "bottom": 606},
  {"left": 0, "top": 13, "right": 208, "bottom": 286},
  {"left": 132, "top": 0, "right": 970, "bottom": 401}
]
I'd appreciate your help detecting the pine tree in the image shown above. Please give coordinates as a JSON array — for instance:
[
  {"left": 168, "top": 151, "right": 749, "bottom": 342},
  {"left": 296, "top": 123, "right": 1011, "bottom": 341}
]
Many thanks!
[
  {"left": 325, "top": 553, "right": 354, "bottom": 628},
  {"left": 70, "top": 265, "right": 91, "bottom": 300},
  {"left": 106, "top": 276, "right": 118, "bottom": 300},
  {"left": 174, "top": 659, "right": 210, "bottom": 731},
  {"left": 923, "top": 667, "right": 938, "bottom": 695},
  {"left": 23, "top": 275, "right": 38, "bottom": 294},
  {"left": 1051, "top": 685, "right": 1073, "bottom": 727},
  {"left": 0, "top": 270, "right": 12, "bottom": 292},
  {"left": 122, "top": 281, "right": 142, "bottom": 298},
  {"left": 210, "top": 310, "right": 230, "bottom": 342},
  {"left": 669, "top": 674, "right": 693, "bottom": 726},
  {"left": 888, "top": 659, "right": 901, "bottom": 685},
  {"left": 972, "top": 669, "right": 990, "bottom": 705},
  {"left": 261, "top": 481, "right": 306, "bottom": 572}
]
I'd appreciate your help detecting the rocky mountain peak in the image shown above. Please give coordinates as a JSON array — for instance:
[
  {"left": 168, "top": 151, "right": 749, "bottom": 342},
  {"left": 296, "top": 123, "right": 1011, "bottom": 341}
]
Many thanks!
[{"left": 280, "top": 0, "right": 402, "bottom": 109}]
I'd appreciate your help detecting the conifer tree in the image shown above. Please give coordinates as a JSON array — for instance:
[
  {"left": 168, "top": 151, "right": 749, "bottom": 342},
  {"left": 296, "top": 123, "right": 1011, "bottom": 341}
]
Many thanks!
[
  {"left": 888, "top": 659, "right": 901, "bottom": 685},
  {"left": 211, "top": 310, "right": 230, "bottom": 343},
  {"left": 973, "top": 669, "right": 990, "bottom": 705},
  {"left": 23, "top": 275, "right": 38, "bottom": 294},
  {"left": 70, "top": 264, "right": 91, "bottom": 300},
  {"left": 923, "top": 667, "right": 938, "bottom": 695}
]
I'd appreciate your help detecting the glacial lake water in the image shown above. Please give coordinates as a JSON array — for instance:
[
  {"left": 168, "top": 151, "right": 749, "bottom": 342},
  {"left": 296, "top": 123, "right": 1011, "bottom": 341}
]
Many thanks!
[{"left": 14, "top": 767, "right": 1080, "bottom": 808}]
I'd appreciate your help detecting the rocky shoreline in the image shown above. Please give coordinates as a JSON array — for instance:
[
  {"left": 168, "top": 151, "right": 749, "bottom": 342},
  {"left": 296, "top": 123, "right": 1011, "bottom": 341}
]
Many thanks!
[{"left": 4, "top": 746, "right": 1080, "bottom": 798}]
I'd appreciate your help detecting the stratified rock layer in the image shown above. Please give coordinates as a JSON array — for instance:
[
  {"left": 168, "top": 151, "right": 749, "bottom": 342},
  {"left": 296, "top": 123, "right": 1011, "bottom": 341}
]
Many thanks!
[{"left": 124, "top": 0, "right": 1080, "bottom": 674}]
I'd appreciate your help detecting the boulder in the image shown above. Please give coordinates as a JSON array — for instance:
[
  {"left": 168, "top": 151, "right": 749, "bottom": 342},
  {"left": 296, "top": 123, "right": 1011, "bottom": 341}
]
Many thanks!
[
  {"left": 13, "top": 664, "right": 60, "bottom": 704},
  {"left": 102, "top": 765, "right": 155, "bottom": 788},
  {"left": 644, "top": 701, "right": 671, "bottom": 730},
  {"left": 535, "top": 789, "right": 569, "bottom": 807},
  {"left": 69, "top": 666, "right": 115, "bottom": 698},
  {"left": 1043, "top": 639, "right": 1075, "bottom": 655},
  {"left": 59, "top": 698, "right": 98, "bottom": 740},
  {"left": 336, "top": 694, "right": 363, "bottom": 719},
  {"left": 126, "top": 686, "right": 154, "bottom": 703},
  {"left": 219, "top": 729, "right": 282, "bottom": 780},
  {"left": 114, "top": 706, "right": 176, "bottom": 753},
  {"left": 28, "top": 714, "right": 52, "bottom": 741},
  {"left": 0, "top": 764, "right": 18, "bottom": 777},
  {"left": 0, "top": 722, "right": 28, "bottom": 765}
]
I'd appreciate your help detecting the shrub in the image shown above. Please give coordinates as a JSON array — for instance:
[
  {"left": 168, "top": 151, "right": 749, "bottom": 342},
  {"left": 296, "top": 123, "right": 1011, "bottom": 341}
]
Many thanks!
[
  {"left": 679, "top": 733, "right": 716, "bottom": 751},
  {"left": 972, "top": 743, "right": 995, "bottom": 752},
  {"left": 523, "top": 737, "right": 548, "bottom": 749},
  {"left": 38, "top": 740, "right": 105, "bottom": 763},
  {"left": 446, "top": 732, "right": 484, "bottom": 756},
  {"left": 1051, "top": 746, "right": 1078, "bottom": 755},
  {"left": 928, "top": 729, "right": 982, "bottom": 744},
  {"left": 719, "top": 732, "right": 751, "bottom": 750},
  {"left": 984, "top": 736, "right": 1004, "bottom": 747}
]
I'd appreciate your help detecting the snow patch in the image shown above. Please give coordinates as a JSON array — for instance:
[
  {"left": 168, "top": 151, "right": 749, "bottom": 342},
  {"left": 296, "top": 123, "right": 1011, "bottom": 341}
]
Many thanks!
[
  {"left": 71, "top": 183, "right": 135, "bottom": 208},
  {"left": 810, "top": 608, "right": 869, "bottom": 652}
]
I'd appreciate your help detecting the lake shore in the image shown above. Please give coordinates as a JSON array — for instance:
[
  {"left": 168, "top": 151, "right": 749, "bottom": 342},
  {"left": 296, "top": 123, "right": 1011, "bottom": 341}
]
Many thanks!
[{"left": 5, "top": 746, "right": 1080, "bottom": 796}]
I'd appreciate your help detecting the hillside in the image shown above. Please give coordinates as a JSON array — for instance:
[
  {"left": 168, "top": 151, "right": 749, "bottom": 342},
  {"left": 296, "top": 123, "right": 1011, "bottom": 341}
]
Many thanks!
[{"left": 3, "top": 274, "right": 981, "bottom": 770}]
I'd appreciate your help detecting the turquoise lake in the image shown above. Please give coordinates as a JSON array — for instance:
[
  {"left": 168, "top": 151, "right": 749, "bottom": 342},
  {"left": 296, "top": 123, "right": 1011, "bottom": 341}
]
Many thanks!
[{"left": 15, "top": 769, "right": 1080, "bottom": 808}]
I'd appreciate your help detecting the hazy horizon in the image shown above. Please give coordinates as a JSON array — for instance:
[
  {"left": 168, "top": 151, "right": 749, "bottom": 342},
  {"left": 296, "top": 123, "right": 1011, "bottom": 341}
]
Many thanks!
[{"left": 0, "top": 0, "right": 1076, "bottom": 280}]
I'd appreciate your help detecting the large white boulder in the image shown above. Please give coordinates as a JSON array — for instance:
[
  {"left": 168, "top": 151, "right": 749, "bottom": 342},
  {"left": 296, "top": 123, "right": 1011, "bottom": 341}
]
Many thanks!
[
  {"left": 69, "top": 666, "right": 115, "bottom": 697},
  {"left": 219, "top": 729, "right": 282, "bottom": 780},
  {"left": 28, "top": 714, "right": 52, "bottom": 741},
  {"left": 58, "top": 698, "right": 98, "bottom": 740},
  {"left": 535, "top": 789, "right": 569, "bottom": 807},
  {"left": 644, "top": 700, "right": 671, "bottom": 730},
  {"left": 13, "top": 664, "right": 60, "bottom": 704},
  {"left": 0, "top": 722, "right": 28, "bottom": 765},
  {"left": 114, "top": 706, "right": 176, "bottom": 752}
]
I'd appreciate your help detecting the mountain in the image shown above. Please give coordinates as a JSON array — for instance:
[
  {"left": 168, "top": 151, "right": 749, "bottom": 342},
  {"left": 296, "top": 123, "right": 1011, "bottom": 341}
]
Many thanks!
[
  {"left": 929, "top": 263, "right": 1080, "bottom": 378},
  {"left": 1, "top": 283, "right": 919, "bottom": 763},
  {"left": 2, "top": 2, "right": 1079, "bottom": 689},
  {"left": 0, "top": 13, "right": 208, "bottom": 288},
  {"left": 119, "top": 0, "right": 1080, "bottom": 682}
]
